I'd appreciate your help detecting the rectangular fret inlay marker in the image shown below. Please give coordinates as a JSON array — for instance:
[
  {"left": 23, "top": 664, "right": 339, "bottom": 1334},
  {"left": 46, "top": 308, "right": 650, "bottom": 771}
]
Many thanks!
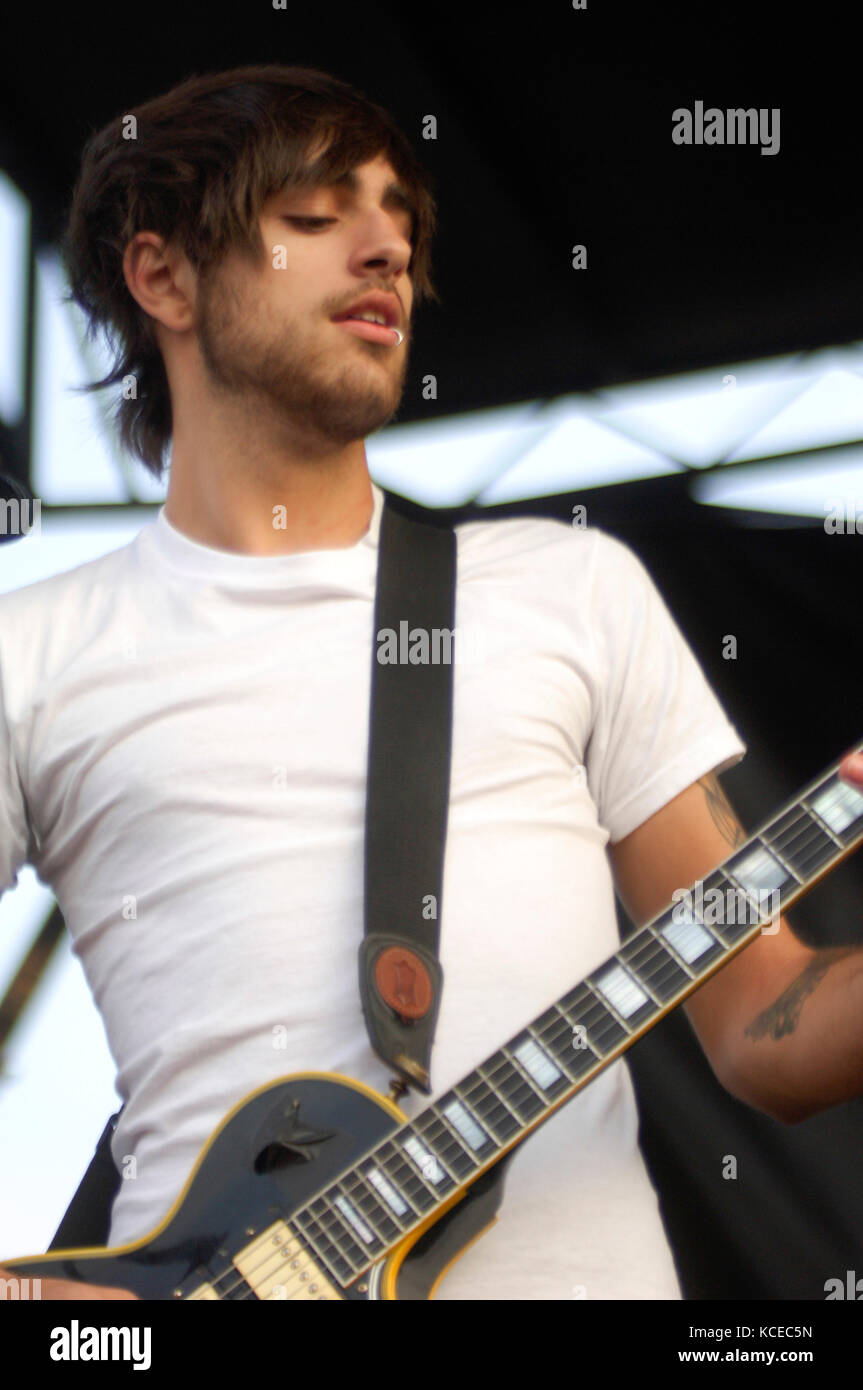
[
  {"left": 810, "top": 780, "right": 863, "bottom": 834},
  {"left": 592, "top": 963, "right": 649, "bottom": 1017},
  {"left": 441, "top": 1098, "right": 487, "bottom": 1151},
  {"left": 729, "top": 844, "right": 788, "bottom": 894},
  {"left": 404, "top": 1136, "right": 446, "bottom": 1184},
  {"left": 333, "top": 1194, "right": 375, "bottom": 1245},
  {"left": 661, "top": 913, "right": 717, "bottom": 963},
  {"left": 513, "top": 1037, "right": 563, "bottom": 1089},
  {"left": 365, "top": 1167, "right": 409, "bottom": 1217}
]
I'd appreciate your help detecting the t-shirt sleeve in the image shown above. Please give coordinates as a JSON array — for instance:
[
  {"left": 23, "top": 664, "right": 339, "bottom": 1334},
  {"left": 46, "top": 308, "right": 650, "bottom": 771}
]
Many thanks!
[
  {"left": 0, "top": 655, "right": 33, "bottom": 897},
  {"left": 584, "top": 529, "right": 746, "bottom": 845}
]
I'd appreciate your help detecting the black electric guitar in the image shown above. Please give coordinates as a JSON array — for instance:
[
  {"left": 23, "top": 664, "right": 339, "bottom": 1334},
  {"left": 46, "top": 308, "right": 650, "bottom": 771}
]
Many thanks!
[{"left": 5, "top": 749, "right": 863, "bottom": 1300}]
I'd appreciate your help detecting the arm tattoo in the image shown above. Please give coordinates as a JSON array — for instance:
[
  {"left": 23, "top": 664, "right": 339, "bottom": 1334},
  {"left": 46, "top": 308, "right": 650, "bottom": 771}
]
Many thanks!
[
  {"left": 697, "top": 772, "right": 746, "bottom": 848},
  {"left": 744, "top": 947, "right": 861, "bottom": 1042}
]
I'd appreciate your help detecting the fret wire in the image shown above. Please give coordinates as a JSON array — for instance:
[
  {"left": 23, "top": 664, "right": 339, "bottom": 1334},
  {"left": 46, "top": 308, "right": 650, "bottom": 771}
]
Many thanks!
[
  {"left": 417, "top": 1107, "right": 482, "bottom": 1169},
  {"left": 402, "top": 1121, "right": 461, "bottom": 1185},
  {"left": 291, "top": 1212, "right": 352, "bottom": 1277},
  {"left": 371, "top": 1165, "right": 424, "bottom": 1219},
  {"left": 351, "top": 1163, "right": 417, "bottom": 1228},
  {"left": 333, "top": 1174, "right": 404, "bottom": 1240},
  {"left": 546, "top": 1001, "right": 594, "bottom": 1043},
  {"left": 762, "top": 834, "right": 828, "bottom": 883},
  {"left": 489, "top": 1045, "right": 547, "bottom": 1100},
  {"left": 749, "top": 833, "right": 803, "bottom": 884},
  {"left": 481, "top": 1052, "right": 548, "bottom": 1116},
  {"left": 560, "top": 986, "right": 619, "bottom": 1030},
  {"left": 528, "top": 1015, "right": 581, "bottom": 1075},
  {"left": 767, "top": 807, "right": 838, "bottom": 864},
  {"left": 308, "top": 1195, "right": 380, "bottom": 1263},
  {"left": 434, "top": 1102, "right": 487, "bottom": 1163},
  {"left": 452, "top": 1083, "right": 503, "bottom": 1143},
  {"left": 619, "top": 926, "right": 667, "bottom": 965},
  {"left": 376, "top": 1142, "right": 438, "bottom": 1203},
  {"left": 553, "top": 999, "right": 603, "bottom": 1056},
  {"left": 534, "top": 1009, "right": 590, "bottom": 1073},
  {"left": 721, "top": 866, "right": 781, "bottom": 921},
  {"left": 766, "top": 800, "right": 826, "bottom": 842},
  {"left": 624, "top": 929, "right": 694, "bottom": 978},
  {"left": 772, "top": 795, "right": 839, "bottom": 856},
  {"left": 375, "top": 1144, "right": 436, "bottom": 1209},
  {"left": 413, "top": 1108, "right": 467, "bottom": 1158},
  {"left": 435, "top": 1097, "right": 494, "bottom": 1155},
  {"left": 622, "top": 944, "right": 694, "bottom": 1005},
  {"left": 765, "top": 771, "right": 849, "bottom": 844},
  {"left": 613, "top": 957, "right": 664, "bottom": 1008},
  {"left": 802, "top": 799, "right": 847, "bottom": 850},
  {"left": 658, "top": 895, "right": 751, "bottom": 953},
  {"left": 535, "top": 1006, "right": 581, "bottom": 1050},
  {"left": 708, "top": 866, "right": 765, "bottom": 901},
  {"left": 653, "top": 915, "right": 735, "bottom": 973},
  {"left": 475, "top": 1063, "right": 526, "bottom": 1123},
  {"left": 291, "top": 1210, "right": 360, "bottom": 1282},
  {"left": 456, "top": 1071, "right": 508, "bottom": 1116},
  {"left": 634, "top": 947, "right": 683, "bottom": 995},
  {"left": 644, "top": 920, "right": 698, "bottom": 977},
  {"left": 453, "top": 1079, "right": 510, "bottom": 1144},
  {"left": 582, "top": 979, "right": 635, "bottom": 1035},
  {"left": 482, "top": 1050, "right": 526, "bottom": 1091},
  {"left": 671, "top": 909, "right": 725, "bottom": 948},
  {"left": 525, "top": 1022, "right": 579, "bottom": 1083},
  {"left": 315, "top": 1194, "right": 379, "bottom": 1259},
  {"left": 501, "top": 1044, "right": 553, "bottom": 1104}
]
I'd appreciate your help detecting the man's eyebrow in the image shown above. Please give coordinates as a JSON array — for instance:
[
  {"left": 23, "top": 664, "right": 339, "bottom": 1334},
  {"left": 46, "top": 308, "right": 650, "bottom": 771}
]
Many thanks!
[{"left": 279, "top": 168, "right": 416, "bottom": 221}]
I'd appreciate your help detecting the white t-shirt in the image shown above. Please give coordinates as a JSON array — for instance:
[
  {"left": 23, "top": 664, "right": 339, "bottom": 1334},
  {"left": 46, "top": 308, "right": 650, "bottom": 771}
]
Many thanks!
[{"left": 0, "top": 481, "right": 745, "bottom": 1300}]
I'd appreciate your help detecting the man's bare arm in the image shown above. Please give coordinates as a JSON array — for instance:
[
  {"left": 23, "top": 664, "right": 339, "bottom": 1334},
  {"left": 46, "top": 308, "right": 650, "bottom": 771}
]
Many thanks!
[{"left": 608, "top": 768, "right": 863, "bottom": 1123}]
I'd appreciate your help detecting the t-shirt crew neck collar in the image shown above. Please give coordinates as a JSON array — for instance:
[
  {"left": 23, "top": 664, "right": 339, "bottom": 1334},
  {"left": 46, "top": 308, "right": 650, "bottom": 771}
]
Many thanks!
[{"left": 149, "top": 481, "right": 385, "bottom": 589}]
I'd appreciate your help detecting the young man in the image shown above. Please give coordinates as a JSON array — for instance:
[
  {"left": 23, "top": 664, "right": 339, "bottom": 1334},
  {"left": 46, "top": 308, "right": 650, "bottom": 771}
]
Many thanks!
[{"left": 1, "top": 63, "right": 862, "bottom": 1302}]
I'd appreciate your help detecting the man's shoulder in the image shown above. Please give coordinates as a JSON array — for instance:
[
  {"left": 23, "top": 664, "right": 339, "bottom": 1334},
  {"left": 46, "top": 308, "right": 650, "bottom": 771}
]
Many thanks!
[
  {"left": 0, "top": 529, "right": 145, "bottom": 619},
  {"left": 446, "top": 506, "right": 644, "bottom": 590},
  {"left": 0, "top": 528, "right": 150, "bottom": 666},
  {"left": 449, "top": 506, "right": 597, "bottom": 574}
]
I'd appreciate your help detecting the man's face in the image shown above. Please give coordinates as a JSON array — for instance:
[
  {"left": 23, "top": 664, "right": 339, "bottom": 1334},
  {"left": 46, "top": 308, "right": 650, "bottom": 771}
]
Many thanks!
[{"left": 194, "top": 154, "right": 415, "bottom": 447}]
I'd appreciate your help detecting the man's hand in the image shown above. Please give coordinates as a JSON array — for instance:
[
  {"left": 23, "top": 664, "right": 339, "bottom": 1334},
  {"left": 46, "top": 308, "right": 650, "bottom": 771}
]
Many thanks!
[
  {"left": 0, "top": 1264, "right": 139, "bottom": 1299},
  {"left": 838, "top": 750, "right": 863, "bottom": 789}
]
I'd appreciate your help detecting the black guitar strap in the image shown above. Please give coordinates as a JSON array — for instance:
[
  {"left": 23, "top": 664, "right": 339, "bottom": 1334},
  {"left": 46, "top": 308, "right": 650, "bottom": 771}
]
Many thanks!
[
  {"left": 49, "top": 490, "right": 457, "bottom": 1250},
  {"left": 360, "top": 494, "right": 456, "bottom": 1098}
]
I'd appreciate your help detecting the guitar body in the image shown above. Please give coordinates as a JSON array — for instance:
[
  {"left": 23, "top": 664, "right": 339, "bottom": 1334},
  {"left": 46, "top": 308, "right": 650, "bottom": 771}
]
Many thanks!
[{"left": 4, "top": 1073, "right": 507, "bottom": 1301}]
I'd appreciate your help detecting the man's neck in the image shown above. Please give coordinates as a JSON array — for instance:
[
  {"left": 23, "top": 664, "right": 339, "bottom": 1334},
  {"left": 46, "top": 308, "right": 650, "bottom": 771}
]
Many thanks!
[{"left": 162, "top": 444, "right": 375, "bottom": 557}]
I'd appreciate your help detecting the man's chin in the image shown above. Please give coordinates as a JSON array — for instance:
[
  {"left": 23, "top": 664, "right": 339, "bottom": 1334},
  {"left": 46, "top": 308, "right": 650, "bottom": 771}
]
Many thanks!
[
  {"left": 307, "top": 381, "right": 405, "bottom": 444},
  {"left": 282, "top": 399, "right": 401, "bottom": 448}
]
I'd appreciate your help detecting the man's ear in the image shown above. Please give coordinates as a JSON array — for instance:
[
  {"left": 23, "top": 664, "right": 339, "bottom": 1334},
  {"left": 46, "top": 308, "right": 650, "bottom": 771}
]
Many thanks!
[{"left": 122, "top": 232, "right": 197, "bottom": 333}]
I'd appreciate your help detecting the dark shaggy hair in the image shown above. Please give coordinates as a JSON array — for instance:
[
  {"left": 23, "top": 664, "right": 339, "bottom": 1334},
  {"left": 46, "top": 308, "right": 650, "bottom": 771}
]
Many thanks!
[{"left": 60, "top": 63, "right": 440, "bottom": 481}]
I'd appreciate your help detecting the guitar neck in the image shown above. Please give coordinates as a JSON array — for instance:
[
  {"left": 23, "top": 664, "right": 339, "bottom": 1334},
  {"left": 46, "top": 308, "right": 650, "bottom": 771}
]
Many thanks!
[{"left": 291, "top": 751, "right": 863, "bottom": 1287}]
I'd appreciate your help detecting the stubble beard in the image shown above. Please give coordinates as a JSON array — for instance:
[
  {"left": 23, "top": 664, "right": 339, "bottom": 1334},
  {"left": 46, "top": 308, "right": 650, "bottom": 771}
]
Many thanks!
[{"left": 195, "top": 264, "right": 409, "bottom": 449}]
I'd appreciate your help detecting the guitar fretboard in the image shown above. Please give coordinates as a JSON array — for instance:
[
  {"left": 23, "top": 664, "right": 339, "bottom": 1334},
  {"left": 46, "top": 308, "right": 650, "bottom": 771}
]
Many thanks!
[{"left": 290, "top": 756, "right": 863, "bottom": 1287}]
